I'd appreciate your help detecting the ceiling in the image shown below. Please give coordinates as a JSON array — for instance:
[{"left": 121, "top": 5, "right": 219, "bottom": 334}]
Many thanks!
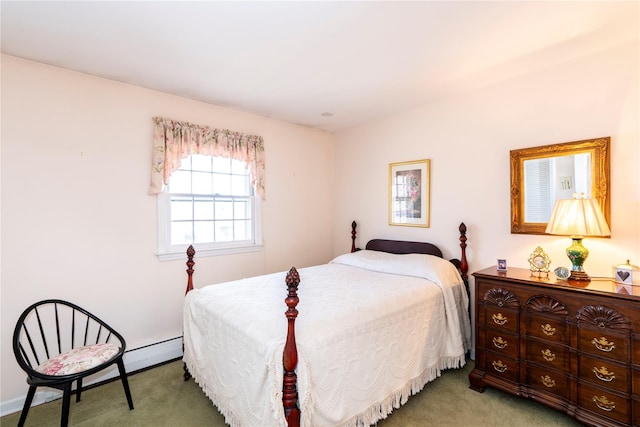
[{"left": 1, "top": 1, "right": 638, "bottom": 132}]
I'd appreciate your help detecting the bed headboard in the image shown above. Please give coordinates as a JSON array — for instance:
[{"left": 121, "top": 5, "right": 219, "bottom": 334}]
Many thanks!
[{"left": 365, "top": 239, "right": 443, "bottom": 257}]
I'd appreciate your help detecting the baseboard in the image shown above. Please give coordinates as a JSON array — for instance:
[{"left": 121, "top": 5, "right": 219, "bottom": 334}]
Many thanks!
[{"left": 1, "top": 336, "right": 183, "bottom": 417}]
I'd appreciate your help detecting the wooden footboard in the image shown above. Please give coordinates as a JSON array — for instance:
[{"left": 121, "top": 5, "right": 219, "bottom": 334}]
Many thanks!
[{"left": 182, "top": 221, "right": 469, "bottom": 426}]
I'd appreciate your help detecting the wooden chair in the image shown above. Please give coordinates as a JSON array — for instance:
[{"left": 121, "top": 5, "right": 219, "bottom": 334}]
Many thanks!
[{"left": 12, "top": 299, "right": 134, "bottom": 426}]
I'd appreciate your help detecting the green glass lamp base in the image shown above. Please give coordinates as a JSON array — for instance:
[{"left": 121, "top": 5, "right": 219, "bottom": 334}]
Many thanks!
[{"left": 566, "top": 237, "right": 590, "bottom": 282}]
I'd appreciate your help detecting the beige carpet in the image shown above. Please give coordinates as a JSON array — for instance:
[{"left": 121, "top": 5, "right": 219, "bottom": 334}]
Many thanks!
[{"left": 2, "top": 359, "right": 584, "bottom": 426}]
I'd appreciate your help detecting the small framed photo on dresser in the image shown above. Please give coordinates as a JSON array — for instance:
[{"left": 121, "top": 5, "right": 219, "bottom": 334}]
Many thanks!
[{"left": 497, "top": 259, "right": 507, "bottom": 272}]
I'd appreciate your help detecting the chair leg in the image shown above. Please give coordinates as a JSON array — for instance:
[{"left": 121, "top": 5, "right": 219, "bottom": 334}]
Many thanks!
[
  {"left": 117, "top": 359, "right": 134, "bottom": 410},
  {"left": 75, "top": 378, "right": 83, "bottom": 402},
  {"left": 17, "top": 385, "right": 36, "bottom": 427},
  {"left": 61, "top": 382, "right": 72, "bottom": 427}
]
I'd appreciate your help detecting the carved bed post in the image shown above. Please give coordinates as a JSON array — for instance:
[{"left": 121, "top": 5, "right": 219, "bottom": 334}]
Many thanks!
[
  {"left": 283, "top": 267, "right": 301, "bottom": 427},
  {"left": 351, "top": 221, "right": 357, "bottom": 253},
  {"left": 185, "top": 245, "right": 195, "bottom": 294},
  {"left": 458, "top": 223, "right": 468, "bottom": 285},
  {"left": 183, "top": 245, "right": 196, "bottom": 381}
]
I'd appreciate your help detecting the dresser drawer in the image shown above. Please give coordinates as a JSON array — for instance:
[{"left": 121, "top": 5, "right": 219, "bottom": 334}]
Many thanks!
[
  {"left": 525, "top": 315, "right": 568, "bottom": 344},
  {"left": 579, "top": 353, "right": 630, "bottom": 393},
  {"left": 485, "top": 329, "right": 519, "bottom": 358},
  {"left": 526, "top": 363, "right": 570, "bottom": 399},
  {"left": 633, "top": 367, "right": 640, "bottom": 395},
  {"left": 485, "top": 307, "right": 519, "bottom": 334},
  {"left": 633, "top": 396, "right": 640, "bottom": 427},
  {"left": 577, "top": 327, "right": 630, "bottom": 363},
  {"left": 633, "top": 336, "right": 640, "bottom": 365},
  {"left": 485, "top": 350, "right": 519, "bottom": 383},
  {"left": 526, "top": 338, "right": 570, "bottom": 372},
  {"left": 577, "top": 382, "right": 631, "bottom": 425}
]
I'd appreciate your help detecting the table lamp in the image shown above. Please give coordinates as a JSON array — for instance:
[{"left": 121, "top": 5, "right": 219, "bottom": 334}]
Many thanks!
[{"left": 545, "top": 194, "right": 610, "bottom": 281}]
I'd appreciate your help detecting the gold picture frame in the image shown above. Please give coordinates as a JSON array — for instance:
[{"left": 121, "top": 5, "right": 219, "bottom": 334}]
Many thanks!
[{"left": 389, "top": 159, "right": 430, "bottom": 227}]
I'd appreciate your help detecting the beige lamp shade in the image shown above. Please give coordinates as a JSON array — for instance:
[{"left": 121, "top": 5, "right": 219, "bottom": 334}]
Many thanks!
[{"left": 545, "top": 197, "right": 611, "bottom": 237}]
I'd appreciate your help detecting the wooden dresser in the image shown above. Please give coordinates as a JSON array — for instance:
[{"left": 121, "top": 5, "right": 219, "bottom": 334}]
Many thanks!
[{"left": 469, "top": 267, "right": 640, "bottom": 427}]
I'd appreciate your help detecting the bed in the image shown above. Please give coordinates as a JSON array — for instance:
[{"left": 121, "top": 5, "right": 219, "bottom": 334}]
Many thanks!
[{"left": 182, "top": 222, "right": 471, "bottom": 427}]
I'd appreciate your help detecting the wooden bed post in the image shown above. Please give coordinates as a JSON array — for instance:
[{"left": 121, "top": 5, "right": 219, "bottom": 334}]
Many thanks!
[
  {"left": 458, "top": 223, "right": 468, "bottom": 285},
  {"left": 351, "top": 221, "right": 357, "bottom": 253},
  {"left": 183, "top": 245, "right": 196, "bottom": 381},
  {"left": 283, "top": 267, "right": 301, "bottom": 427},
  {"left": 185, "top": 245, "right": 195, "bottom": 295}
]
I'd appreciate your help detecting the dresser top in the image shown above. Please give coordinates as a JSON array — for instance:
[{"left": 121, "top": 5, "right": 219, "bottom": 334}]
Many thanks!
[{"left": 473, "top": 266, "right": 640, "bottom": 301}]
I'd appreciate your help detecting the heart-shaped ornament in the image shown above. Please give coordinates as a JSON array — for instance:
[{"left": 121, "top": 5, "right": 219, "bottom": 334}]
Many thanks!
[{"left": 617, "top": 271, "right": 630, "bottom": 281}]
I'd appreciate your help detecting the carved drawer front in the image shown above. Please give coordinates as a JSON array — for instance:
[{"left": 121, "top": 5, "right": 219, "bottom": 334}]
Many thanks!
[
  {"left": 525, "top": 295, "right": 569, "bottom": 344},
  {"left": 526, "top": 317, "right": 568, "bottom": 344},
  {"left": 485, "top": 351, "right": 519, "bottom": 383},
  {"left": 526, "top": 339, "right": 570, "bottom": 371},
  {"left": 579, "top": 353, "right": 630, "bottom": 393},
  {"left": 526, "top": 363, "right": 570, "bottom": 399},
  {"left": 576, "top": 305, "right": 631, "bottom": 363},
  {"left": 483, "top": 288, "right": 520, "bottom": 334},
  {"left": 633, "top": 396, "right": 640, "bottom": 427},
  {"left": 577, "top": 328, "right": 630, "bottom": 363},
  {"left": 577, "top": 382, "right": 631, "bottom": 425},
  {"left": 633, "top": 367, "right": 640, "bottom": 395},
  {"left": 485, "top": 329, "right": 519, "bottom": 358},
  {"left": 485, "top": 307, "right": 519, "bottom": 334}
]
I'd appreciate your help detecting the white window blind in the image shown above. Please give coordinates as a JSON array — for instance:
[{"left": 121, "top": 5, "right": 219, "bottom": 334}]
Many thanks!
[{"left": 524, "top": 158, "right": 552, "bottom": 223}]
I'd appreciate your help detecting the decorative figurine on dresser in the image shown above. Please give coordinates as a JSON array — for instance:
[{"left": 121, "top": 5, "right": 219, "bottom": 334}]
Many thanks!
[{"left": 469, "top": 267, "right": 640, "bottom": 427}]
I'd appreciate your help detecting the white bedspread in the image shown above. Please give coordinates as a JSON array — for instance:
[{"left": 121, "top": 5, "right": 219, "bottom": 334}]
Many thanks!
[{"left": 183, "top": 250, "right": 471, "bottom": 427}]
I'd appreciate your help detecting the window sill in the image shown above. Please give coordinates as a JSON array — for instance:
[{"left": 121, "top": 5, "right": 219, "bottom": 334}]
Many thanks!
[{"left": 156, "top": 243, "right": 264, "bottom": 262}]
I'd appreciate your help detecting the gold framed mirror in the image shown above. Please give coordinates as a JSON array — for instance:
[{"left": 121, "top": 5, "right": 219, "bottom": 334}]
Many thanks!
[{"left": 510, "top": 137, "right": 610, "bottom": 235}]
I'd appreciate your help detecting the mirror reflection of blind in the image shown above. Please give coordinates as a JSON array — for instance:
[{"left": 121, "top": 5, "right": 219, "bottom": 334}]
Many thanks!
[{"left": 524, "top": 158, "right": 552, "bottom": 222}]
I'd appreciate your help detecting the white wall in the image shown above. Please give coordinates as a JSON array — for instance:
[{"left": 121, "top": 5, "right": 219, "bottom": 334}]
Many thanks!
[
  {"left": 0, "top": 55, "right": 335, "bottom": 408},
  {"left": 333, "top": 40, "right": 639, "bottom": 312}
]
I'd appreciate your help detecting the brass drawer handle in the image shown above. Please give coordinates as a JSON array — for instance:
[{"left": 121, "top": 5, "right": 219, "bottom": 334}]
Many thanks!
[
  {"left": 492, "top": 313, "right": 507, "bottom": 326},
  {"left": 593, "top": 366, "right": 615, "bottom": 382},
  {"left": 492, "top": 360, "right": 508, "bottom": 373},
  {"left": 541, "top": 375, "right": 556, "bottom": 388},
  {"left": 541, "top": 323, "right": 556, "bottom": 336},
  {"left": 593, "top": 395, "right": 615, "bottom": 412},
  {"left": 492, "top": 336, "right": 508, "bottom": 349},
  {"left": 591, "top": 336, "right": 615, "bottom": 352},
  {"left": 541, "top": 349, "right": 556, "bottom": 362}
]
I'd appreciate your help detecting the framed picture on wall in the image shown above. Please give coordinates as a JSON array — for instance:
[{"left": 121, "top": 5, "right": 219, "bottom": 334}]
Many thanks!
[{"left": 389, "top": 159, "right": 430, "bottom": 227}]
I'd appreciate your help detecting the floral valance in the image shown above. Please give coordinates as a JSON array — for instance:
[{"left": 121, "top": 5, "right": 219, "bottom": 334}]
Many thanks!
[{"left": 149, "top": 117, "right": 265, "bottom": 199}]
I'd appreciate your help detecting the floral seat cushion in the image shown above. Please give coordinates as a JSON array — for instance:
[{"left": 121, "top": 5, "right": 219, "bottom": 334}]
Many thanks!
[{"left": 36, "top": 343, "right": 120, "bottom": 376}]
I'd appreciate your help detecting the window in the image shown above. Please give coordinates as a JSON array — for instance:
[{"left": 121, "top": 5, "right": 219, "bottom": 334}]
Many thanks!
[{"left": 157, "top": 154, "right": 262, "bottom": 260}]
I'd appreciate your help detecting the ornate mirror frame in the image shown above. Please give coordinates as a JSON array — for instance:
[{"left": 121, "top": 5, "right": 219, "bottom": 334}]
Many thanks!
[{"left": 510, "top": 137, "right": 610, "bottom": 235}]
